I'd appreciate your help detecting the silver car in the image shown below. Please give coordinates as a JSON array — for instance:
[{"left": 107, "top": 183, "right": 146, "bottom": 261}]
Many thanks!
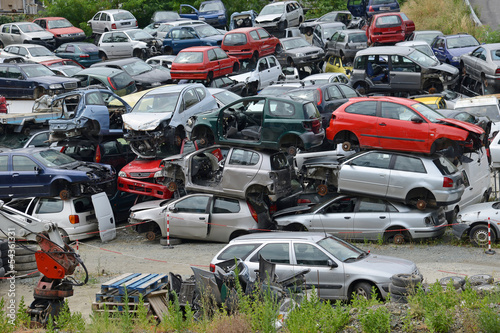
[
  {"left": 97, "top": 29, "right": 161, "bottom": 60},
  {"left": 157, "top": 145, "right": 292, "bottom": 202},
  {"left": 0, "top": 22, "right": 55, "bottom": 49},
  {"left": 312, "top": 22, "right": 346, "bottom": 50},
  {"left": 87, "top": 9, "right": 138, "bottom": 35},
  {"left": 460, "top": 43, "right": 500, "bottom": 94},
  {"left": 210, "top": 232, "right": 420, "bottom": 300},
  {"left": 273, "top": 195, "right": 447, "bottom": 243},
  {"left": 453, "top": 201, "right": 500, "bottom": 247},
  {"left": 129, "top": 194, "right": 272, "bottom": 243},
  {"left": 325, "top": 29, "right": 367, "bottom": 61},
  {"left": 299, "top": 150, "right": 465, "bottom": 210}
]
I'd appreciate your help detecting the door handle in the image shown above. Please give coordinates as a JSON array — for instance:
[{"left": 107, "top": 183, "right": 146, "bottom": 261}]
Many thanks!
[
  {"left": 379, "top": 216, "right": 386, "bottom": 219},
  {"left": 12, "top": 173, "right": 19, "bottom": 177},
  {"left": 379, "top": 123, "right": 387, "bottom": 126},
  {"left": 344, "top": 216, "right": 351, "bottom": 219},
  {"left": 199, "top": 217, "right": 205, "bottom": 220}
]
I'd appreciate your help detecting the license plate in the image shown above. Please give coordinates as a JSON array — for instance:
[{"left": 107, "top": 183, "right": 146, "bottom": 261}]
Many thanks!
[
  {"left": 356, "top": 45, "right": 364, "bottom": 48},
  {"left": 380, "top": 6, "right": 390, "bottom": 10},
  {"left": 122, "top": 22, "right": 131, "bottom": 25},
  {"left": 312, "top": 54, "right": 319, "bottom": 58}
]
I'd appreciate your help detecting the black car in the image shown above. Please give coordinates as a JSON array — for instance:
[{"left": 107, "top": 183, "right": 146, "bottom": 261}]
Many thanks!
[
  {"left": 0, "top": 63, "right": 79, "bottom": 99},
  {"left": 91, "top": 57, "right": 172, "bottom": 91}
]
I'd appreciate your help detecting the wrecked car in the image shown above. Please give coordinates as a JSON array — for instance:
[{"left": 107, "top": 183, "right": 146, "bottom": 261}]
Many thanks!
[
  {"left": 229, "top": 55, "right": 283, "bottom": 95},
  {"left": 189, "top": 95, "right": 324, "bottom": 155},
  {"left": 179, "top": 0, "right": 228, "bottom": 29},
  {"left": 130, "top": 193, "right": 273, "bottom": 243},
  {"left": 156, "top": 145, "right": 293, "bottom": 203},
  {"left": 122, "top": 83, "right": 218, "bottom": 159},
  {"left": 229, "top": 10, "right": 258, "bottom": 30},
  {"left": 0, "top": 147, "right": 116, "bottom": 199},
  {"left": 48, "top": 88, "right": 131, "bottom": 142}
]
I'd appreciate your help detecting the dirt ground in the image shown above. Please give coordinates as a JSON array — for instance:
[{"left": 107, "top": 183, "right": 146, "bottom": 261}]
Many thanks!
[{"left": 1, "top": 227, "right": 499, "bottom": 322}]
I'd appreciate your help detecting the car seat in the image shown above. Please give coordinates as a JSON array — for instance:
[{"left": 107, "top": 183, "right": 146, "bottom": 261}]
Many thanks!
[{"left": 366, "top": 62, "right": 386, "bottom": 82}]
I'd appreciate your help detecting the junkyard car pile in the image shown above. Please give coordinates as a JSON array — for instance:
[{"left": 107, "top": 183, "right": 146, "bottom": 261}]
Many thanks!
[{"left": 1, "top": 0, "right": 500, "bottom": 303}]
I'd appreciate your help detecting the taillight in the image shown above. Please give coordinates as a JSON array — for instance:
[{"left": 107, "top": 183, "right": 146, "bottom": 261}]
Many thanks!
[
  {"left": 69, "top": 215, "right": 79, "bottom": 224},
  {"left": 111, "top": 23, "right": 117, "bottom": 30},
  {"left": 443, "top": 177, "right": 454, "bottom": 188},
  {"left": 135, "top": 20, "right": 138, "bottom": 27},
  {"left": 248, "top": 202, "right": 258, "bottom": 223},
  {"left": 60, "top": 146, "right": 66, "bottom": 153},
  {"left": 316, "top": 88, "right": 322, "bottom": 106},
  {"left": 95, "top": 145, "right": 101, "bottom": 163},
  {"left": 368, "top": 6, "right": 374, "bottom": 12},
  {"left": 496, "top": 68, "right": 500, "bottom": 75},
  {"left": 79, "top": 54, "right": 90, "bottom": 58},
  {"left": 209, "top": 263, "right": 215, "bottom": 272},
  {"left": 297, "top": 199, "right": 311, "bottom": 204},
  {"left": 269, "top": 203, "right": 277, "bottom": 215},
  {"left": 107, "top": 77, "right": 117, "bottom": 90}
]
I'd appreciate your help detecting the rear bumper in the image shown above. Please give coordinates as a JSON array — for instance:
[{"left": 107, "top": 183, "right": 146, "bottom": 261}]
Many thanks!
[
  {"left": 117, "top": 176, "right": 173, "bottom": 199},
  {"left": 171, "top": 70, "right": 209, "bottom": 80}
]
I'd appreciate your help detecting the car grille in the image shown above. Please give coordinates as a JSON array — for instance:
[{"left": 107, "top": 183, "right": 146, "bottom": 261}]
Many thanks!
[
  {"left": 63, "top": 82, "right": 78, "bottom": 90},
  {"left": 306, "top": 51, "right": 318, "bottom": 56},
  {"left": 130, "top": 172, "right": 154, "bottom": 178}
]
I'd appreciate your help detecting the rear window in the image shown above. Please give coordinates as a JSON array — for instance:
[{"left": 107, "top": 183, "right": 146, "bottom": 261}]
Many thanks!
[
  {"left": 113, "top": 12, "right": 135, "bottom": 21},
  {"left": 303, "top": 102, "right": 320, "bottom": 119},
  {"left": 270, "top": 153, "right": 289, "bottom": 170},
  {"left": 73, "top": 197, "right": 94, "bottom": 213},
  {"left": 217, "top": 243, "right": 262, "bottom": 261},
  {"left": 175, "top": 52, "right": 204, "bottom": 64},
  {"left": 287, "top": 89, "right": 320, "bottom": 104},
  {"left": 110, "top": 72, "right": 134, "bottom": 90},
  {"left": 348, "top": 33, "right": 367, "bottom": 43},
  {"left": 375, "top": 15, "right": 402, "bottom": 27},
  {"left": 433, "top": 156, "right": 458, "bottom": 175},
  {"left": 223, "top": 33, "right": 247, "bottom": 46}
]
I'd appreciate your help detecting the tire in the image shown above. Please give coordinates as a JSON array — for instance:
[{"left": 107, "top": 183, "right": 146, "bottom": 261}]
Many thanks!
[
  {"left": 275, "top": 43, "right": 282, "bottom": 54},
  {"left": 133, "top": 49, "right": 142, "bottom": 59},
  {"left": 351, "top": 282, "right": 375, "bottom": 300},
  {"left": 469, "top": 274, "right": 494, "bottom": 286},
  {"left": 316, "top": 184, "right": 328, "bottom": 196},
  {"left": 13, "top": 254, "right": 36, "bottom": 263},
  {"left": 14, "top": 261, "right": 38, "bottom": 271},
  {"left": 469, "top": 225, "right": 495, "bottom": 247},
  {"left": 233, "top": 62, "right": 239, "bottom": 73},
  {"left": 59, "top": 228, "right": 70, "bottom": 245},
  {"left": 392, "top": 233, "right": 406, "bottom": 245},
  {"left": 287, "top": 146, "right": 298, "bottom": 156},
  {"left": 14, "top": 244, "right": 38, "bottom": 256},
  {"left": 439, "top": 276, "right": 465, "bottom": 289},
  {"left": 251, "top": 52, "right": 258, "bottom": 64},
  {"left": 207, "top": 71, "right": 213, "bottom": 84},
  {"left": 59, "top": 189, "right": 71, "bottom": 200},
  {"left": 390, "top": 293, "right": 408, "bottom": 304},
  {"left": 389, "top": 283, "right": 414, "bottom": 296},
  {"left": 99, "top": 52, "right": 107, "bottom": 61},
  {"left": 287, "top": 57, "right": 295, "bottom": 67},
  {"left": 391, "top": 273, "right": 423, "bottom": 288}
]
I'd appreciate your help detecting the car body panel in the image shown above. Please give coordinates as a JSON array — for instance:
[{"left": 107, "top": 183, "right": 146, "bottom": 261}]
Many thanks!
[
  {"left": 255, "top": 1, "right": 304, "bottom": 33},
  {"left": 72, "top": 67, "right": 137, "bottom": 96},
  {"left": 0, "top": 22, "right": 55, "bottom": 49},
  {"left": 33, "top": 17, "right": 86, "bottom": 47},
  {"left": 54, "top": 42, "right": 102, "bottom": 68},
  {"left": 275, "top": 37, "right": 324, "bottom": 68},
  {"left": 221, "top": 27, "right": 280, "bottom": 60},
  {"left": 0, "top": 44, "right": 61, "bottom": 63},
  {"left": 92, "top": 192, "right": 117, "bottom": 242},
  {"left": 179, "top": 1, "right": 228, "bottom": 29},
  {"left": 325, "top": 29, "right": 367, "bottom": 60},
  {"left": 87, "top": 9, "right": 138, "bottom": 35},
  {"left": 312, "top": 22, "right": 346, "bottom": 50}
]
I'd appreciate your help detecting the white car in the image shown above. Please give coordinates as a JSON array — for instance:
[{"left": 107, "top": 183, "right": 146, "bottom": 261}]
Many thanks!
[
  {"left": 0, "top": 44, "right": 61, "bottom": 63},
  {"left": 4, "top": 192, "right": 116, "bottom": 243},
  {"left": 87, "top": 9, "right": 138, "bottom": 35},
  {"left": 302, "top": 72, "right": 350, "bottom": 85},
  {"left": 453, "top": 202, "right": 500, "bottom": 246},
  {"left": 0, "top": 22, "right": 55, "bottom": 49},
  {"left": 98, "top": 29, "right": 161, "bottom": 60},
  {"left": 255, "top": 1, "right": 304, "bottom": 32},
  {"left": 230, "top": 55, "right": 283, "bottom": 94},
  {"left": 146, "top": 55, "right": 177, "bottom": 69},
  {"left": 489, "top": 131, "right": 500, "bottom": 169}
]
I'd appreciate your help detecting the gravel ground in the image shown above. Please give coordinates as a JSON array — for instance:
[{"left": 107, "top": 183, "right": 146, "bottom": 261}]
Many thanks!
[{"left": 1, "top": 226, "right": 499, "bottom": 323}]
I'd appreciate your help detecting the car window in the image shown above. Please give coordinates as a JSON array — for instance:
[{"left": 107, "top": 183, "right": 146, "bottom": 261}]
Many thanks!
[
  {"left": 214, "top": 47, "right": 228, "bottom": 60},
  {"left": 86, "top": 92, "right": 104, "bottom": 105},
  {"left": 213, "top": 197, "right": 240, "bottom": 214},
  {"left": 258, "top": 59, "right": 269, "bottom": 72},
  {"left": 345, "top": 101, "right": 377, "bottom": 116},
  {"left": 268, "top": 56, "right": 277, "bottom": 68},
  {"left": 349, "top": 152, "right": 391, "bottom": 169},
  {"left": 207, "top": 49, "right": 217, "bottom": 61},
  {"left": 28, "top": 132, "right": 50, "bottom": 147},
  {"left": 224, "top": 33, "right": 247, "bottom": 45},
  {"left": 103, "top": 141, "right": 120, "bottom": 155},
  {"left": 391, "top": 55, "right": 419, "bottom": 72},
  {"left": 36, "top": 198, "right": 64, "bottom": 214},
  {"left": 101, "top": 33, "right": 113, "bottom": 43},
  {"left": 174, "top": 195, "right": 210, "bottom": 213},
  {"left": 113, "top": 32, "right": 128, "bottom": 43},
  {"left": 13, "top": 155, "right": 38, "bottom": 171},
  {"left": 195, "top": 87, "right": 206, "bottom": 100},
  {"left": 294, "top": 243, "right": 330, "bottom": 266},
  {"left": 0, "top": 155, "right": 7, "bottom": 171},
  {"left": 326, "top": 86, "right": 343, "bottom": 100},
  {"left": 338, "top": 85, "right": 359, "bottom": 98},
  {"left": 182, "top": 88, "right": 200, "bottom": 111},
  {"left": 74, "top": 197, "right": 94, "bottom": 213},
  {"left": 269, "top": 100, "right": 295, "bottom": 117},
  {"left": 357, "top": 197, "right": 387, "bottom": 212},
  {"left": 433, "top": 156, "right": 458, "bottom": 175},
  {"left": 375, "top": 15, "right": 401, "bottom": 27},
  {"left": 381, "top": 102, "right": 417, "bottom": 121},
  {"left": 323, "top": 197, "right": 356, "bottom": 213},
  {"left": 7, "top": 67, "right": 22, "bottom": 80},
  {"left": 257, "top": 28, "right": 270, "bottom": 39},
  {"left": 249, "top": 30, "right": 260, "bottom": 40},
  {"left": 393, "top": 155, "right": 426, "bottom": 173},
  {"left": 92, "top": 12, "right": 101, "bottom": 21},
  {"left": 217, "top": 243, "right": 262, "bottom": 261},
  {"left": 228, "top": 149, "right": 260, "bottom": 166},
  {"left": 250, "top": 243, "right": 290, "bottom": 264},
  {"left": 491, "top": 49, "right": 500, "bottom": 61}
]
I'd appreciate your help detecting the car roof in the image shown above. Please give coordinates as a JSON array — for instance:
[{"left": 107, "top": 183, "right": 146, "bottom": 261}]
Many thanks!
[
  {"left": 144, "top": 83, "right": 204, "bottom": 95},
  {"left": 228, "top": 231, "right": 328, "bottom": 243},
  {"left": 477, "top": 43, "right": 500, "bottom": 50},
  {"left": 6, "top": 44, "right": 48, "bottom": 49},
  {"left": 77, "top": 67, "right": 126, "bottom": 75},
  {"left": 442, "top": 33, "right": 475, "bottom": 39},
  {"left": 98, "top": 9, "right": 133, "bottom": 14},
  {"left": 227, "top": 27, "right": 263, "bottom": 33},
  {"left": 37, "top": 17, "right": 67, "bottom": 21},
  {"left": 317, "top": 22, "right": 346, "bottom": 27},
  {"left": 0, "top": 147, "right": 53, "bottom": 154},
  {"left": 348, "top": 96, "right": 417, "bottom": 106},
  {"left": 91, "top": 57, "right": 143, "bottom": 66},
  {"left": 396, "top": 40, "right": 430, "bottom": 47},
  {"left": 304, "top": 72, "right": 346, "bottom": 80},
  {"left": 178, "top": 46, "right": 217, "bottom": 52},
  {"left": 356, "top": 46, "right": 414, "bottom": 56}
]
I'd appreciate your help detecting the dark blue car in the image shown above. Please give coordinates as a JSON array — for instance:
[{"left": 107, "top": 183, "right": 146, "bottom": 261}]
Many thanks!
[
  {"left": 162, "top": 25, "right": 224, "bottom": 55},
  {"left": 347, "top": 0, "right": 400, "bottom": 18},
  {"left": 179, "top": 0, "right": 227, "bottom": 29},
  {"left": 0, "top": 147, "right": 115, "bottom": 199},
  {"left": 431, "top": 34, "right": 480, "bottom": 68}
]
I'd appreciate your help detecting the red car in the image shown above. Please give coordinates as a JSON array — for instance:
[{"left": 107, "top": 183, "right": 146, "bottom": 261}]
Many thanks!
[
  {"left": 326, "top": 96, "right": 485, "bottom": 155},
  {"left": 33, "top": 17, "right": 86, "bottom": 47},
  {"left": 170, "top": 46, "right": 239, "bottom": 81},
  {"left": 40, "top": 58, "right": 84, "bottom": 68},
  {"left": 221, "top": 27, "right": 281, "bottom": 61},
  {"left": 365, "top": 12, "right": 415, "bottom": 45}
]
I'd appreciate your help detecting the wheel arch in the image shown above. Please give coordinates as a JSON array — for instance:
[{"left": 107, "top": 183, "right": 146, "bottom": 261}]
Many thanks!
[
  {"left": 278, "top": 132, "right": 305, "bottom": 150},
  {"left": 466, "top": 221, "right": 498, "bottom": 236},
  {"left": 347, "top": 279, "right": 381, "bottom": 299},
  {"left": 332, "top": 130, "right": 358, "bottom": 145},
  {"left": 405, "top": 187, "right": 435, "bottom": 205},
  {"left": 283, "top": 222, "right": 308, "bottom": 232},
  {"left": 229, "top": 230, "right": 249, "bottom": 241}
]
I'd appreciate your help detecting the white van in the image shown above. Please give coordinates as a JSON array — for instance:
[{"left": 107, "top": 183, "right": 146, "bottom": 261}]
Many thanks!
[
  {"left": 454, "top": 95, "right": 500, "bottom": 138},
  {"left": 444, "top": 147, "right": 492, "bottom": 222}
]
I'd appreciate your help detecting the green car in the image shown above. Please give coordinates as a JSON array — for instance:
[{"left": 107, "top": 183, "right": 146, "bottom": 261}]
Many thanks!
[{"left": 188, "top": 96, "right": 325, "bottom": 154}]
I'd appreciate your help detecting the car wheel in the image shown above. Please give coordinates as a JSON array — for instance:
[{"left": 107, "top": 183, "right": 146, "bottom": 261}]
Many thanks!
[
  {"left": 342, "top": 141, "right": 351, "bottom": 151},
  {"left": 389, "top": 283, "right": 413, "bottom": 296},
  {"left": 316, "top": 184, "right": 328, "bottom": 196},
  {"left": 287, "top": 146, "right": 298, "bottom": 156},
  {"left": 275, "top": 43, "right": 282, "bottom": 55},
  {"left": 469, "top": 225, "right": 495, "bottom": 247},
  {"left": 416, "top": 199, "right": 427, "bottom": 210},
  {"left": 392, "top": 233, "right": 406, "bottom": 245},
  {"left": 439, "top": 276, "right": 465, "bottom": 289},
  {"left": 59, "top": 189, "right": 71, "bottom": 200},
  {"left": 99, "top": 52, "right": 107, "bottom": 61},
  {"left": 351, "top": 282, "right": 374, "bottom": 300},
  {"left": 167, "top": 181, "right": 177, "bottom": 192},
  {"left": 287, "top": 57, "right": 295, "bottom": 67},
  {"left": 469, "top": 274, "right": 494, "bottom": 286},
  {"left": 233, "top": 62, "right": 239, "bottom": 73},
  {"left": 14, "top": 261, "right": 38, "bottom": 271},
  {"left": 14, "top": 244, "right": 37, "bottom": 256},
  {"left": 13, "top": 254, "right": 36, "bottom": 263},
  {"left": 133, "top": 49, "right": 142, "bottom": 59}
]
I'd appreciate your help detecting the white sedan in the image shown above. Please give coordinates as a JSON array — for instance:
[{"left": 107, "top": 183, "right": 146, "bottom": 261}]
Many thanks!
[{"left": 0, "top": 44, "right": 61, "bottom": 63}]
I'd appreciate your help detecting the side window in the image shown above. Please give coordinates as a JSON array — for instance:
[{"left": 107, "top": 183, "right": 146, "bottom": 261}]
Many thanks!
[
  {"left": 381, "top": 102, "right": 418, "bottom": 121},
  {"left": 11, "top": 26, "right": 20, "bottom": 34},
  {"left": 7, "top": 67, "right": 22, "bottom": 80},
  {"left": 217, "top": 243, "right": 262, "bottom": 261},
  {"left": 350, "top": 152, "right": 391, "bottom": 169},
  {"left": 390, "top": 55, "right": 419, "bottom": 72},
  {"left": 92, "top": 13, "right": 101, "bottom": 21},
  {"left": 0, "top": 66, "right": 7, "bottom": 78},
  {"left": 0, "top": 155, "right": 7, "bottom": 171},
  {"left": 257, "top": 28, "right": 270, "bottom": 39},
  {"left": 182, "top": 89, "right": 200, "bottom": 111},
  {"left": 66, "top": 45, "right": 75, "bottom": 53},
  {"left": 29, "top": 132, "right": 50, "bottom": 147},
  {"left": 86, "top": 92, "right": 104, "bottom": 105},
  {"left": 339, "top": 85, "right": 359, "bottom": 98},
  {"left": 113, "top": 32, "right": 128, "bottom": 43},
  {"left": 344, "top": 101, "right": 377, "bottom": 116},
  {"left": 36, "top": 198, "right": 64, "bottom": 214},
  {"left": 195, "top": 87, "right": 207, "bottom": 100},
  {"left": 174, "top": 195, "right": 210, "bottom": 213},
  {"left": 393, "top": 155, "right": 426, "bottom": 173},
  {"left": 13, "top": 156, "right": 38, "bottom": 171},
  {"left": 269, "top": 100, "right": 295, "bottom": 117},
  {"left": 207, "top": 49, "right": 217, "bottom": 61},
  {"left": 258, "top": 59, "right": 269, "bottom": 72},
  {"left": 294, "top": 243, "right": 330, "bottom": 266},
  {"left": 102, "top": 141, "right": 120, "bottom": 155},
  {"left": 18, "top": 48, "right": 28, "bottom": 56},
  {"left": 214, "top": 47, "right": 228, "bottom": 60},
  {"left": 250, "top": 243, "right": 290, "bottom": 264},
  {"left": 213, "top": 197, "right": 240, "bottom": 214},
  {"left": 324, "top": 197, "right": 356, "bottom": 213},
  {"left": 249, "top": 30, "right": 260, "bottom": 40},
  {"left": 357, "top": 197, "right": 387, "bottom": 212},
  {"left": 101, "top": 33, "right": 113, "bottom": 43},
  {"left": 268, "top": 56, "right": 277, "bottom": 68},
  {"left": 338, "top": 32, "right": 346, "bottom": 42},
  {"left": 228, "top": 149, "right": 260, "bottom": 166},
  {"left": 326, "top": 86, "right": 343, "bottom": 100}
]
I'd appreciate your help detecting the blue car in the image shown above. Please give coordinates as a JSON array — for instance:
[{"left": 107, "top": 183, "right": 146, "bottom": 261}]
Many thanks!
[
  {"left": 179, "top": 0, "right": 227, "bottom": 29},
  {"left": 0, "top": 147, "right": 115, "bottom": 199},
  {"left": 161, "top": 25, "right": 224, "bottom": 55},
  {"left": 431, "top": 34, "right": 480, "bottom": 68},
  {"left": 347, "top": 0, "right": 400, "bottom": 18},
  {"left": 49, "top": 88, "right": 132, "bottom": 141}
]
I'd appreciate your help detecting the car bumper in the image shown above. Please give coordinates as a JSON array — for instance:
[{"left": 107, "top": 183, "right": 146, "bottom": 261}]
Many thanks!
[
  {"left": 225, "top": 51, "right": 254, "bottom": 59},
  {"left": 171, "top": 70, "right": 209, "bottom": 80},
  {"left": 55, "top": 35, "right": 87, "bottom": 46},
  {"left": 371, "top": 33, "right": 405, "bottom": 44},
  {"left": 410, "top": 224, "right": 447, "bottom": 240},
  {"left": 255, "top": 22, "right": 279, "bottom": 30},
  {"left": 117, "top": 176, "right": 173, "bottom": 199},
  {"left": 299, "top": 130, "right": 325, "bottom": 150},
  {"left": 451, "top": 223, "right": 469, "bottom": 239},
  {"left": 434, "top": 188, "right": 463, "bottom": 206},
  {"left": 65, "top": 223, "right": 99, "bottom": 241}
]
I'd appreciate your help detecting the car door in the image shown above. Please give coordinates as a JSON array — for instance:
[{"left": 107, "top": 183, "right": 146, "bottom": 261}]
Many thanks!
[
  {"left": 311, "top": 197, "right": 356, "bottom": 238},
  {"left": 326, "top": 31, "right": 340, "bottom": 54},
  {"left": 10, "top": 24, "right": 22, "bottom": 44},
  {"left": 0, "top": 155, "right": 10, "bottom": 194},
  {"left": 386, "top": 154, "right": 427, "bottom": 201},
  {"left": 179, "top": 4, "right": 199, "bottom": 20},
  {"left": 11, "top": 154, "right": 50, "bottom": 197},
  {"left": 312, "top": 25, "right": 323, "bottom": 48},
  {"left": 91, "top": 192, "right": 116, "bottom": 242},
  {"left": 266, "top": 56, "right": 282, "bottom": 81},
  {"left": 469, "top": 47, "right": 486, "bottom": 79},
  {"left": 256, "top": 58, "right": 273, "bottom": 88},
  {"left": 389, "top": 55, "right": 421, "bottom": 92},
  {"left": 378, "top": 101, "right": 430, "bottom": 152},
  {"left": 338, "top": 151, "right": 391, "bottom": 197},
  {"left": 214, "top": 47, "right": 233, "bottom": 76},
  {"left": 80, "top": 91, "right": 110, "bottom": 134},
  {"left": 6, "top": 66, "right": 32, "bottom": 98},
  {"left": 248, "top": 242, "right": 294, "bottom": 281},
  {"left": 112, "top": 31, "right": 133, "bottom": 57},
  {"left": 99, "top": 32, "right": 114, "bottom": 56},
  {"left": 352, "top": 197, "right": 391, "bottom": 240},
  {"left": 165, "top": 195, "right": 210, "bottom": 239},
  {"left": 292, "top": 241, "right": 346, "bottom": 299},
  {"left": 256, "top": 28, "right": 274, "bottom": 56},
  {"left": 221, "top": 148, "right": 261, "bottom": 197},
  {"left": 174, "top": 28, "right": 201, "bottom": 54},
  {"left": 432, "top": 37, "right": 446, "bottom": 63}
]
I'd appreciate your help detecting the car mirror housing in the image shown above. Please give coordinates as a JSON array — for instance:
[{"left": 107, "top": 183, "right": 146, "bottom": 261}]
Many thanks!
[
  {"left": 170, "top": 206, "right": 178, "bottom": 213},
  {"left": 411, "top": 116, "right": 423, "bottom": 123},
  {"left": 328, "top": 259, "right": 338, "bottom": 268}
]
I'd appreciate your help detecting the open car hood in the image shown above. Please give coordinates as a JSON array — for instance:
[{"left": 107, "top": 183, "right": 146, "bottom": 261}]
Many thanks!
[
  {"left": 122, "top": 112, "right": 173, "bottom": 131},
  {"left": 441, "top": 118, "right": 485, "bottom": 134}
]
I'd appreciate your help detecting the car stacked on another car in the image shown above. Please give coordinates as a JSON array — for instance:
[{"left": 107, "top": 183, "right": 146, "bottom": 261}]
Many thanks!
[
  {"left": 431, "top": 33, "right": 480, "bottom": 68},
  {"left": 222, "top": 27, "right": 281, "bottom": 62},
  {"left": 255, "top": 1, "right": 304, "bottom": 36},
  {"left": 0, "top": 44, "right": 61, "bottom": 63},
  {"left": 364, "top": 12, "right": 414, "bottom": 46},
  {"left": 325, "top": 29, "right": 368, "bottom": 61},
  {"left": 72, "top": 67, "right": 137, "bottom": 96},
  {"left": 161, "top": 24, "right": 225, "bottom": 55},
  {"left": 275, "top": 37, "right": 324, "bottom": 69}
]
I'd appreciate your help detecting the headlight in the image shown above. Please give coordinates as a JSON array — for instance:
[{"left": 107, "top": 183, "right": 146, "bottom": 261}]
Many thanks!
[
  {"left": 199, "top": 17, "right": 206, "bottom": 21},
  {"left": 86, "top": 172, "right": 97, "bottom": 179},
  {"left": 296, "top": 53, "right": 305, "bottom": 57},
  {"left": 49, "top": 84, "right": 63, "bottom": 89},
  {"left": 118, "top": 171, "right": 127, "bottom": 177},
  {"left": 452, "top": 56, "right": 460, "bottom": 62},
  {"left": 218, "top": 15, "right": 225, "bottom": 19},
  {"left": 154, "top": 170, "right": 163, "bottom": 178},
  {"left": 456, "top": 215, "right": 462, "bottom": 223}
]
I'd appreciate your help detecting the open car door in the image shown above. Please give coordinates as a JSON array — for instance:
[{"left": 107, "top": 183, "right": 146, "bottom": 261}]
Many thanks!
[{"left": 91, "top": 192, "right": 116, "bottom": 242}]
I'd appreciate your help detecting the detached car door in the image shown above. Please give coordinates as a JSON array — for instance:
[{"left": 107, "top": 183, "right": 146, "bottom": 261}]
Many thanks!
[
  {"left": 165, "top": 194, "right": 210, "bottom": 239},
  {"left": 92, "top": 192, "right": 116, "bottom": 242},
  {"left": 221, "top": 148, "right": 261, "bottom": 197}
]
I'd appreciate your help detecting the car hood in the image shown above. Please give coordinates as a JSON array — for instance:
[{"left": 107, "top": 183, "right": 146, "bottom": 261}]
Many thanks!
[
  {"left": 203, "top": 35, "right": 224, "bottom": 43},
  {"left": 230, "top": 71, "right": 256, "bottom": 83},
  {"left": 448, "top": 46, "right": 479, "bottom": 57},
  {"left": 59, "top": 161, "right": 113, "bottom": 174},
  {"left": 288, "top": 46, "right": 322, "bottom": 54},
  {"left": 31, "top": 76, "right": 79, "bottom": 84},
  {"left": 130, "top": 199, "right": 169, "bottom": 213},
  {"left": 121, "top": 158, "right": 162, "bottom": 174},
  {"left": 440, "top": 118, "right": 485, "bottom": 134},
  {"left": 132, "top": 68, "right": 171, "bottom": 84},
  {"left": 429, "top": 62, "right": 458, "bottom": 75},
  {"left": 458, "top": 202, "right": 497, "bottom": 218},
  {"left": 26, "top": 31, "right": 54, "bottom": 39},
  {"left": 352, "top": 254, "right": 417, "bottom": 276},
  {"left": 122, "top": 112, "right": 173, "bottom": 131},
  {"left": 256, "top": 14, "right": 282, "bottom": 22},
  {"left": 48, "top": 27, "right": 83, "bottom": 35}
]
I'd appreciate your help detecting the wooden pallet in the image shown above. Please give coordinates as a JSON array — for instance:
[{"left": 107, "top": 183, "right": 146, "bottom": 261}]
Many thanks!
[
  {"left": 100, "top": 273, "right": 168, "bottom": 295},
  {"left": 146, "top": 290, "right": 169, "bottom": 321},
  {"left": 91, "top": 301, "right": 151, "bottom": 313}
]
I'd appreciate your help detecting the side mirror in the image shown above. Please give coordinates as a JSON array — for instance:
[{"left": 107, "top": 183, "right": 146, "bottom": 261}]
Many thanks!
[
  {"left": 170, "top": 206, "right": 178, "bottom": 213},
  {"left": 411, "top": 116, "right": 423, "bottom": 123},
  {"left": 327, "top": 259, "right": 338, "bottom": 268},
  {"left": 34, "top": 166, "right": 41, "bottom": 173}
]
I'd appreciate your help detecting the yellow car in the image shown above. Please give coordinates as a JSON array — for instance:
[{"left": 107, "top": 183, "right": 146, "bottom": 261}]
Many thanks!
[
  {"left": 324, "top": 55, "right": 352, "bottom": 78},
  {"left": 411, "top": 95, "right": 447, "bottom": 109}
]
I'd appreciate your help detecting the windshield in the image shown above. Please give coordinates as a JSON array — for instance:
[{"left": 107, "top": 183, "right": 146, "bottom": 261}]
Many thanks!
[
  {"left": 121, "top": 60, "right": 153, "bottom": 76},
  {"left": 282, "top": 38, "right": 310, "bottom": 50},
  {"left": 18, "top": 23, "right": 45, "bottom": 33},
  {"left": 200, "top": 2, "right": 224, "bottom": 11},
  {"left": 411, "top": 102, "right": 445, "bottom": 122},
  {"left": 23, "top": 65, "right": 56, "bottom": 77},
  {"left": 317, "top": 236, "right": 364, "bottom": 262},
  {"left": 194, "top": 24, "right": 221, "bottom": 38},
  {"left": 78, "top": 44, "right": 99, "bottom": 53},
  {"left": 33, "top": 150, "right": 76, "bottom": 167},
  {"left": 414, "top": 32, "right": 441, "bottom": 45},
  {"left": 154, "top": 11, "right": 180, "bottom": 21},
  {"left": 28, "top": 47, "right": 54, "bottom": 57},
  {"left": 260, "top": 3, "right": 285, "bottom": 15},
  {"left": 59, "top": 66, "right": 82, "bottom": 76},
  {"left": 127, "top": 30, "right": 153, "bottom": 40},
  {"left": 0, "top": 132, "right": 30, "bottom": 149},
  {"left": 456, "top": 105, "right": 500, "bottom": 122},
  {"left": 175, "top": 52, "right": 203, "bottom": 63},
  {"left": 132, "top": 92, "right": 179, "bottom": 113},
  {"left": 446, "top": 35, "right": 479, "bottom": 49},
  {"left": 47, "top": 19, "right": 73, "bottom": 29},
  {"left": 413, "top": 45, "right": 435, "bottom": 58},
  {"left": 406, "top": 49, "right": 439, "bottom": 67}
]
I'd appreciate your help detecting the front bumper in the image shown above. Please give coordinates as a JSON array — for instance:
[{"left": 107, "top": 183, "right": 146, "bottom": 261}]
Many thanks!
[
  {"left": 451, "top": 223, "right": 470, "bottom": 239},
  {"left": 117, "top": 176, "right": 172, "bottom": 199},
  {"left": 293, "top": 54, "right": 324, "bottom": 67}
]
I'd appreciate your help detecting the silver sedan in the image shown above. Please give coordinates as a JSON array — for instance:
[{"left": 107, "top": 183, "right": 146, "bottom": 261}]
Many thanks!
[
  {"left": 460, "top": 43, "right": 500, "bottom": 94},
  {"left": 273, "top": 195, "right": 447, "bottom": 243}
]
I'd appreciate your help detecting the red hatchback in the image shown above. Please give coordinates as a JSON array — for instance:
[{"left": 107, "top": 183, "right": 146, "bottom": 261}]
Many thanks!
[
  {"left": 326, "top": 96, "right": 485, "bottom": 155},
  {"left": 170, "top": 46, "right": 239, "bottom": 81},
  {"left": 365, "top": 12, "right": 415, "bottom": 45},
  {"left": 221, "top": 27, "right": 281, "bottom": 61}
]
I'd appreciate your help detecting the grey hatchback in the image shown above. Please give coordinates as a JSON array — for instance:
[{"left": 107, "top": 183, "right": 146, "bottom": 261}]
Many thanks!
[{"left": 210, "top": 232, "right": 420, "bottom": 301}]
